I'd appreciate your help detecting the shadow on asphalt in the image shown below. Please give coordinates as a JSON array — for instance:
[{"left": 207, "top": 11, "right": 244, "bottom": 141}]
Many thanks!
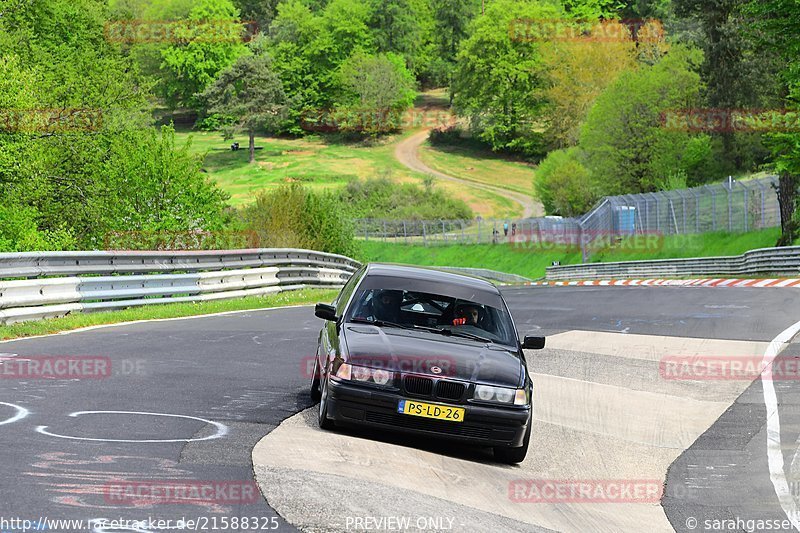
[{"left": 291, "top": 393, "right": 518, "bottom": 468}]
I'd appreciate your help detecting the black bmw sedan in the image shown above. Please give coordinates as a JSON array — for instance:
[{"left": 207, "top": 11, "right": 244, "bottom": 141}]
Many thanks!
[{"left": 310, "top": 263, "right": 544, "bottom": 464}]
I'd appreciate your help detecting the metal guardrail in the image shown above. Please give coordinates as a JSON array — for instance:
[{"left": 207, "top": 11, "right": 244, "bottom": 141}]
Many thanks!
[
  {"left": 0, "top": 249, "right": 361, "bottom": 325},
  {"left": 545, "top": 246, "right": 800, "bottom": 281}
]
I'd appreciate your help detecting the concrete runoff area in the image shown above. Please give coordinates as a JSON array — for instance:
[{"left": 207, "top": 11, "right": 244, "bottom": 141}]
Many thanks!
[{"left": 253, "top": 331, "right": 776, "bottom": 532}]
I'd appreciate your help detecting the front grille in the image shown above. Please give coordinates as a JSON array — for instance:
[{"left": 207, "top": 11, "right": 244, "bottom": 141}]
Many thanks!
[
  {"left": 365, "top": 412, "right": 493, "bottom": 440},
  {"left": 435, "top": 380, "right": 465, "bottom": 401},
  {"left": 404, "top": 375, "right": 433, "bottom": 396}
]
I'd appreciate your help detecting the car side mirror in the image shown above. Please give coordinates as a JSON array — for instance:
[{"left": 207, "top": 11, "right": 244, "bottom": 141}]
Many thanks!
[
  {"left": 521, "top": 336, "right": 545, "bottom": 350},
  {"left": 315, "top": 303, "right": 338, "bottom": 322}
]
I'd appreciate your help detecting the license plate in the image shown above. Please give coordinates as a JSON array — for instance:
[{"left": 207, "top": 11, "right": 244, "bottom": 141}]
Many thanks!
[{"left": 397, "top": 399, "right": 465, "bottom": 422}]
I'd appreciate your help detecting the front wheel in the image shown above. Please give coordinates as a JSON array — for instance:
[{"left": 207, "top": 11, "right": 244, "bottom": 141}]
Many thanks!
[
  {"left": 317, "top": 374, "right": 336, "bottom": 430},
  {"left": 493, "top": 411, "right": 531, "bottom": 464}
]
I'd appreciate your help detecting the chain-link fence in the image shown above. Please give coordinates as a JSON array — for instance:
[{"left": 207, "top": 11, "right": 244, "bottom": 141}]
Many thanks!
[
  {"left": 579, "top": 176, "right": 780, "bottom": 237},
  {"left": 355, "top": 176, "right": 781, "bottom": 261},
  {"left": 355, "top": 217, "right": 581, "bottom": 246}
]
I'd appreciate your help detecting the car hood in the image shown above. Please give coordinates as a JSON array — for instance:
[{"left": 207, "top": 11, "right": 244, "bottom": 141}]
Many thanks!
[{"left": 342, "top": 324, "right": 524, "bottom": 388}]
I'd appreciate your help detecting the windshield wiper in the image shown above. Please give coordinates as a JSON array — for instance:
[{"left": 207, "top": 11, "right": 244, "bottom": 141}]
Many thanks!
[
  {"left": 446, "top": 330, "right": 495, "bottom": 343},
  {"left": 350, "top": 318, "right": 495, "bottom": 344},
  {"left": 409, "top": 324, "right": 495, "bottom": 344},
  {"left": 350, "top": 317, "right": 415, "bottom": 330}
]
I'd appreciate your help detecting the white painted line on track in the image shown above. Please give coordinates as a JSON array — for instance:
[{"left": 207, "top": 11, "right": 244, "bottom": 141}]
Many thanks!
[
  {"left": 762, "top": 319, "right": 800, "bottom": 530},
  {"left": 0, "top": 304, "right": 313, "bottom": 345}
]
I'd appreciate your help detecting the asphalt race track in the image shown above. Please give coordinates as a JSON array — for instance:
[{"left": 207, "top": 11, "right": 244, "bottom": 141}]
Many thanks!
[{"left": 1, "top": 286, "right": 799, "bottom": 532}]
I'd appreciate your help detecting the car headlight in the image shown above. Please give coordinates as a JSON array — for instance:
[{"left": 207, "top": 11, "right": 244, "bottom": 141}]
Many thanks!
[
  {"left": 352, "top": 365, "right": 371, "bottom": 382},
  {"left": 372, "top": 369, "right": 392, "bottom": 385},
  {"left": 337, "top": 363, "right": 394, "bottom": 386},
  {"left": 473, "top": 385, "right": 527, "bottom": 405}
]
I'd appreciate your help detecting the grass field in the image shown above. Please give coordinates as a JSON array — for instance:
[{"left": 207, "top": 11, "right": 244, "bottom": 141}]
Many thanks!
[
  {"left": 178, "top": 129, "right": 520, "bottom": 217},
  {"left": 418, "top": 143, "right": 536, "bottom": 196},
  {"left": 359, "top": 228, "right": 782, "bottom": 280},
  {"left": 178, "top": 129, "right": 415, "bottom": 206},
  {"left": 175, "top": 93, "right": 539, "bottom": 218}
]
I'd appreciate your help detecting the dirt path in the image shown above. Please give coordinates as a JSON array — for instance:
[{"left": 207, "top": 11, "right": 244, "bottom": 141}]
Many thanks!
[{"left": 394, "top": 129, "right": 542, "bottom": 218}]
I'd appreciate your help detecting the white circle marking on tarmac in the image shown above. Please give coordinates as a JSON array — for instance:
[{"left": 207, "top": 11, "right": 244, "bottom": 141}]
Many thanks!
[
  {"left": 35, "top": 411, "right": 228, "bottom": 443},
  {"left": 0, "top": 402, "right": 30, "bottom": 426}
]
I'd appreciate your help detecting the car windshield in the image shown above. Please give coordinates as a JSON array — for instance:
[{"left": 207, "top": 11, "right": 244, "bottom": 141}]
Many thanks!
[{"left": 346, "top": 288, "right": 517, "bottom": 346}]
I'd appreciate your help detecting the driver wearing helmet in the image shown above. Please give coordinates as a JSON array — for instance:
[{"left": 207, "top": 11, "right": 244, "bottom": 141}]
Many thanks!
[
  {"left": 371, "top": 289, "right": 403, "bottom": 323},
  {"left": 456, "top": 304, "right": 481, "bottom": 327}
]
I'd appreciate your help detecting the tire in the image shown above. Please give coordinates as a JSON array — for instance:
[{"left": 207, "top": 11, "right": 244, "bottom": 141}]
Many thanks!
[
  {"left": 310, "top": 357, "right": 321, "bottom": 402},
  {"left": 317, "top": 374, "right": 336, "bottom": 430},
  {"left": 493, "top": 410, "right": 531, "bottom": 464}
]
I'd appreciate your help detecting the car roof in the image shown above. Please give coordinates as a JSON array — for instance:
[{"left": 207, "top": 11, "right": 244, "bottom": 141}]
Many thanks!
[{"left": 364, "top": 263, "right": 500, "bottom": 294}]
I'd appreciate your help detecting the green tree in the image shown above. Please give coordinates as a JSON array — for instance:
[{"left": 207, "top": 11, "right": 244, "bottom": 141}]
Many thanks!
[
  {"left": 97, "top": 126, "right": 231, "bottom": 239},
  {"left": 542, "top": 23, "right": 637, "bottom": 149},
  {"left": 335, "top": 52, "right": 416, "bottom": 135},
  {"left": 0, "top": 206, "right": 75, "bottom": 252},
  {"left": 745, "top": 0, "right": 800, "bottom": 245},
  {"left": 369, "top": 0, "right": 423, "bottom": 59},
  {"left": 429, "top": 0, "right": 481, "bottom": 90},
  {"left": 233, "top": 0, "right": 280, "bottom": 29},
  {"left": 673, "top": 0, "right": 782, "bottom": 170},
  {"left": 534, "top": 147, "right": 599, "bottom": 216},
  {"left": 148, "top": 0, "right": 248, "bottom": 110},
  {"left": 452, "top": 0, "right": 564, "bottom": 156},
  {"left": 202, "top": 50, "right": 288, "bottom": 163},
  {"left": 268, "top": 0, "right": 375, "bottom": 132},
  {"left": 0, "top": 0, "right": 150, "bottom": 245},
  {"left": 579, "top": 46, "right": 712, "bottom": 194},
  {"left": 561, "top": 0, "right": 627, "bottom": 18}
]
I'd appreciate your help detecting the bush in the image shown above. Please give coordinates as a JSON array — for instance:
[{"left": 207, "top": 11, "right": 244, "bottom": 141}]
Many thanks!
[
  {"left": 0, "top": 206, "right": 75, "bottom": 252},
  {"left": 580, "top": 46, "right": 712, "bottom": 194},
  {"left": 94, "top": 126, "right": 232, "bottom": 247},
  {"left": 428, "top": 126, "right": 460, "bottom": 145},
  {"left": 339, "top": 177, "right": 473, "bottom": 220},
  {"left": 533, "top": 148, "right": 599, "bottom": 216},
  {"left": 242, "top": 184, "right": 358, "bottom": 257}
]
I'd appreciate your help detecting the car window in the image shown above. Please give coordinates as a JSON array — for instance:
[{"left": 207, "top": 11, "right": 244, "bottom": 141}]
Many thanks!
[
  {"left": 335, "top": 267, "right": 365, "bottom": 315},
  {"left": 346, "top": 288, "right": 516, "bottom": 346}
]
